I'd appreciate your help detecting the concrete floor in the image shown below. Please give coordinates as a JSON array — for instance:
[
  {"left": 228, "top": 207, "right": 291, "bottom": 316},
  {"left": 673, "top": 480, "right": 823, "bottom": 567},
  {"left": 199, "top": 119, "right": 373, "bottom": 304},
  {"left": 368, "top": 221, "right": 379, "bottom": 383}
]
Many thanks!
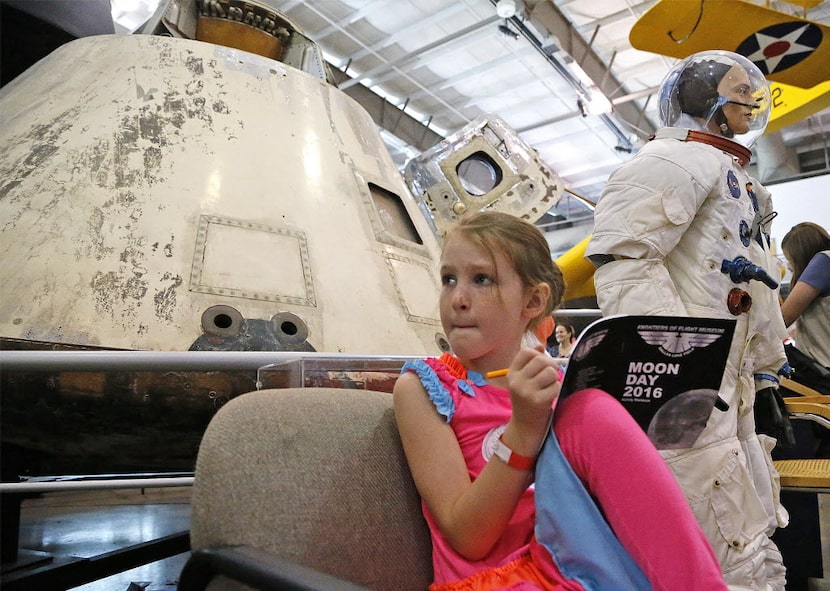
[
  {"left": 5, "top": 484, "right": 829, "bottom": 590},
  {"left": 68, "top": 553, "right": 189, "bottom": 591},
  {"left": 10, "top": 487, "right": 191, "bottom": 591},
  {"left": 791, "top": 493, "right": 830, "bottom": 591}
]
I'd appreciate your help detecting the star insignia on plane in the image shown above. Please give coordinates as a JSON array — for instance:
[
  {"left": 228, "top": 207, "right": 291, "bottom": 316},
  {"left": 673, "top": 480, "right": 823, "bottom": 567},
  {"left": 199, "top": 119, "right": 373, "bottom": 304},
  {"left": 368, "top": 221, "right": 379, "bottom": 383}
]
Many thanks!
[
  {"left": 637, "top": 330, "right": 723, "bottom": 357},
  {"left": 736, "top": 22, "right": 822, "bottom": 75}
]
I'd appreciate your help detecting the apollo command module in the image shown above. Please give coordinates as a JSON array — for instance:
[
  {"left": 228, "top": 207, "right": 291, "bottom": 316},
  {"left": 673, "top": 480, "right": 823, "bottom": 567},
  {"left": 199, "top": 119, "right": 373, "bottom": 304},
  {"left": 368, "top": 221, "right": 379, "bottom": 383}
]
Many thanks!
[{"left": 0, "top": 1, "right": 567, "bottom": 474}]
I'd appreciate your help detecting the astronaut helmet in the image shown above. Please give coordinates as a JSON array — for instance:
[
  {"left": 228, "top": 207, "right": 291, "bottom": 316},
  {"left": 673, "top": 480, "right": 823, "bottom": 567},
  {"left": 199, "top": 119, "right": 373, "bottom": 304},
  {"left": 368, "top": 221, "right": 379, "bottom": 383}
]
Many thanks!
[{"left": 658, "top": 50, "right": 771, "bottom": 148}]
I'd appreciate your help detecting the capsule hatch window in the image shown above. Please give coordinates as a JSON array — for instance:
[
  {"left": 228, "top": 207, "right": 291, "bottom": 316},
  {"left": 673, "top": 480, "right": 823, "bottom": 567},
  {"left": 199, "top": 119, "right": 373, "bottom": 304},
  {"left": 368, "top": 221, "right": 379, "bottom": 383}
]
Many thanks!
[
  {"left": 369, "top": 183, "right": 424, "bottom": 246},
  {"left": 456, "top": 151, "right": 503, "bottom": 196}
]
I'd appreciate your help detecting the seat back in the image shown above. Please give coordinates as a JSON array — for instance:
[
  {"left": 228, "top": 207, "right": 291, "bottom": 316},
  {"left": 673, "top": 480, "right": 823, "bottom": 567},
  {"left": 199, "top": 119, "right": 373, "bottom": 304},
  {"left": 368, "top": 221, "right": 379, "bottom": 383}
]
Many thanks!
[{"left": 189, "top": 388, "right": 433, "bottom": 590}]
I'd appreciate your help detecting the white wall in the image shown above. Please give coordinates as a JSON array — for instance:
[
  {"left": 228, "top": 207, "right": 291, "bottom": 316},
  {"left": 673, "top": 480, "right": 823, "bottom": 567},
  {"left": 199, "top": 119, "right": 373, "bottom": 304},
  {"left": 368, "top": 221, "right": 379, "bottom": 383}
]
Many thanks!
[{"left": 767, "top": 173, "right": 830, "bottom": 258}]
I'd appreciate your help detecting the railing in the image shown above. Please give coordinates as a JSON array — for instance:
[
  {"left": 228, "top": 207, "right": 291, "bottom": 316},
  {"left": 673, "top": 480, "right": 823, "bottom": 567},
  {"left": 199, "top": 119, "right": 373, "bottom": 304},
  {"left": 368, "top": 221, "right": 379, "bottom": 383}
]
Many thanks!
[
  {"left": 0, "top": 473, "right": 195, "bottom": 494},
  {"left": 0, "top": 350, "right": 418, "bottom": 372}
]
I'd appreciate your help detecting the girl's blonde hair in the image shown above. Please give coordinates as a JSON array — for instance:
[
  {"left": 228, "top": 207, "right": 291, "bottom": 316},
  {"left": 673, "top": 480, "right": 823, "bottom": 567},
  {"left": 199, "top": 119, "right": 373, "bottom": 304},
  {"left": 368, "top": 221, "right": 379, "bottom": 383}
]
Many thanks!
[{"left": 444, "top": 211, "right": 565, "bottom": 332}]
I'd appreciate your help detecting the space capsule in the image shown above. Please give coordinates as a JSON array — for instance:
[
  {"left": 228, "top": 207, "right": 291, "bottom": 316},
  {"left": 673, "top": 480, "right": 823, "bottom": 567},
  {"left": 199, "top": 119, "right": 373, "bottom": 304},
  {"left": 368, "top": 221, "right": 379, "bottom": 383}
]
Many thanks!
[
  {"left": 0, "top": 3, "right": 566, "bottom": 473},
  {"left": 0, "top": 2, "right": 565, "bottom": 356},
  {"left": 0, "top": 29, "right": 449, "bottom": 354}
]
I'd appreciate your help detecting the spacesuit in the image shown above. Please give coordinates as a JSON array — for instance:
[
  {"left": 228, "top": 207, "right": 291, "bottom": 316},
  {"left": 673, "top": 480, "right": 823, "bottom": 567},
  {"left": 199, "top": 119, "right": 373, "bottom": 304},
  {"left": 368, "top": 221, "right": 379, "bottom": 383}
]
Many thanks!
[{"left": 586, "top": 51, "right": 790, "bottom": 590}]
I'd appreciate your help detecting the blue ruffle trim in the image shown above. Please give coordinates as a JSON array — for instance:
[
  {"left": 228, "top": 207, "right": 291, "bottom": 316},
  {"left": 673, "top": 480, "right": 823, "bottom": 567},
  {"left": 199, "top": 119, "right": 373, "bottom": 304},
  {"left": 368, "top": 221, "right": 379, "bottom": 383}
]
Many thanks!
[
  {"left": 466, "top": 371, "right": 488, "bottom": 387},
  {"left": 457, "top": 380, "right": 475, "bottom": 397},
  {"left": 402, "top": 360, "right": 456, "bottom": 423}
]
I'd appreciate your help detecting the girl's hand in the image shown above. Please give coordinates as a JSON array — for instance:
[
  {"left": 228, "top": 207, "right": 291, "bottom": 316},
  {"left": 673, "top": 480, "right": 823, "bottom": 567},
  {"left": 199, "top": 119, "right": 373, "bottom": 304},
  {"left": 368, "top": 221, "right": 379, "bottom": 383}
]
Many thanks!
[{"left": 503, "top": 345, "right": 560, "bottom": 455}]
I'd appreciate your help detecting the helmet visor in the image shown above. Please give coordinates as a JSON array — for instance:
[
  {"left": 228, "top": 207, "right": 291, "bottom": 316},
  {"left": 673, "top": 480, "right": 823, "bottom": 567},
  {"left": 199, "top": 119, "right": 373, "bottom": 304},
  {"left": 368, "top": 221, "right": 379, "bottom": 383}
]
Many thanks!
[{"left": 658, "top": 50, "right": 770, "bottom": 149}]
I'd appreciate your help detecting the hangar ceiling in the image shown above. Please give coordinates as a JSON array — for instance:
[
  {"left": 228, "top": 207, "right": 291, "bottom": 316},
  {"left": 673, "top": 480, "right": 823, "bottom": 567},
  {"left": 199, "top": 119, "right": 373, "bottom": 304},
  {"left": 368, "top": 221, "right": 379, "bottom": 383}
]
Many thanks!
[
  {"left": 119, "top": 0, "right": 830, "bottom": 251},
  {"left": 256, "top": 1, "right": 829, "bottom": 194}
]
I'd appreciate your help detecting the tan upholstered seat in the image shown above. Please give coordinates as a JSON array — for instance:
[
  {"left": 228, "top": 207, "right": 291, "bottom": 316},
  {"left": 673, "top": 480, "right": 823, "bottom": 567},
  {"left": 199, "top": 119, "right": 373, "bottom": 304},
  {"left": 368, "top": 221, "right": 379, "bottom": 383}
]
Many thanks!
[{"left": 182, "top": 388, "right": 433, "bottom": 590}]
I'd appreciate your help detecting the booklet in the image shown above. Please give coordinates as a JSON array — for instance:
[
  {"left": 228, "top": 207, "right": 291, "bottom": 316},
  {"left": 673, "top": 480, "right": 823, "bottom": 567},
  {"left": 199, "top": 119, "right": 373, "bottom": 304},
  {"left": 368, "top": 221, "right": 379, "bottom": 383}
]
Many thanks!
[{"left": 557, "top": 315, "right": 736, "bottom": 450}]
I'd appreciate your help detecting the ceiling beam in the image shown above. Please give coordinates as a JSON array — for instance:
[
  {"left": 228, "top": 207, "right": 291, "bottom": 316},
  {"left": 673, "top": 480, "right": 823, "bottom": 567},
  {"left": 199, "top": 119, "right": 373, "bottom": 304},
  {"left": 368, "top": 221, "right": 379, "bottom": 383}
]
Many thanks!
[
  {"left": 328, "top": 66, "right": 444, "bottom": 152},
  {"left": 338, "top": 15, "right": 501, "bottom": 90},
  {"left": 524, "top": 0, "right": 657, "bottom": 138},
  {"left": 345, "top": 3, "right": 470, "bottom": 63}
]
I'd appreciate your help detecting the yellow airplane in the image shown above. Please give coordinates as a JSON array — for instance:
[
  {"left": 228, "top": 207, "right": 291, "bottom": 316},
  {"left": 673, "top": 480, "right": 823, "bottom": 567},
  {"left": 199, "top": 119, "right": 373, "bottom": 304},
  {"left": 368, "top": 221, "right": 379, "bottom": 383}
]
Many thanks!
[{"left": 629, "top": 0, "right": 830, "bottom": 130}]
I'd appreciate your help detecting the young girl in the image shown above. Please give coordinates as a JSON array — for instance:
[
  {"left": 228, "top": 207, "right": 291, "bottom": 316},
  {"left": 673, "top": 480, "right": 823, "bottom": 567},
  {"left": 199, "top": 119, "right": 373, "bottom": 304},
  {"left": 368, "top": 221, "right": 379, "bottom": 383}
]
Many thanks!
[{"left": 394, "top": 211, "right": 727, "bottom": 591}]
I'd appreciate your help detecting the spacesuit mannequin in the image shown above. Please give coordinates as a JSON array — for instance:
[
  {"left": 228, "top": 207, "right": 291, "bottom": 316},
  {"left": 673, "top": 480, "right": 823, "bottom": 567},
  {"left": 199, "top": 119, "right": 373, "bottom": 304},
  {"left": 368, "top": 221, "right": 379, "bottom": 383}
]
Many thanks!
[{"left": 586, "top": 50, "right": 790, "bottom": 590}]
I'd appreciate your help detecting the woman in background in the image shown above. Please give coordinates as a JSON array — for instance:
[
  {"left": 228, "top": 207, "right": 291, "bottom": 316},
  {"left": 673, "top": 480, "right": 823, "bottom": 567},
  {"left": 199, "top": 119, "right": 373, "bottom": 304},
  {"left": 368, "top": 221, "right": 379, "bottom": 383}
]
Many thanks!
[
  {"left": 780, "top": 222, "right": 830, "bottom": 368},
  {"left": 549, "top": 324, "right": 575, "bottom": 358}
]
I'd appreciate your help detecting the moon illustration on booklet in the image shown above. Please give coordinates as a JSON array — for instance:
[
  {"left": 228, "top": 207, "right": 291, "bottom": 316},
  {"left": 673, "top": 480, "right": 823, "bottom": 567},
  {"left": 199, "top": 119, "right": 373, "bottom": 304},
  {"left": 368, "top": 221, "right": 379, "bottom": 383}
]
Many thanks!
[{"left": 646, "top": 389, "right": 721, "bottom": 450}]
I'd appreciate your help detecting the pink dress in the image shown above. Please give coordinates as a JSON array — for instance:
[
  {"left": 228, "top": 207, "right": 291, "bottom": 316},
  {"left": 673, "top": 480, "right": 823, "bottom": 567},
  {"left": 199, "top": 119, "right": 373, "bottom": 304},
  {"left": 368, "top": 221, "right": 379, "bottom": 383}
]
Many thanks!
[{"left": 402, "top": 354, "right": 728, "bottom": 591}]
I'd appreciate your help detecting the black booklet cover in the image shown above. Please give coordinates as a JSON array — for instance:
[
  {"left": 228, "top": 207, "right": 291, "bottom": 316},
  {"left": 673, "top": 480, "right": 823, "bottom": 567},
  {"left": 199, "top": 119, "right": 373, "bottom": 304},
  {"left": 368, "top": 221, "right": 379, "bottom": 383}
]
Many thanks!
[{"left": 558, "top": 315, "right": 736, "bottom": 450}]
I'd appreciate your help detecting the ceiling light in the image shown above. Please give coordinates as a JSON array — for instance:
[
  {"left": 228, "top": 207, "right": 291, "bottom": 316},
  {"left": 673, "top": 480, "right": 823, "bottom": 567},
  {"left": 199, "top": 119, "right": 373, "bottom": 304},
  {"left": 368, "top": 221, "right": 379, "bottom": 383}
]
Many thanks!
[
  {"left": 579, "top": 89, "right": 612, "bottom": 116},
  {"left": 589, "top": 90, "right": 612, "bottom": 115},
  {"left": 496, "top": 0, "right": 517, "bottom": 19}
]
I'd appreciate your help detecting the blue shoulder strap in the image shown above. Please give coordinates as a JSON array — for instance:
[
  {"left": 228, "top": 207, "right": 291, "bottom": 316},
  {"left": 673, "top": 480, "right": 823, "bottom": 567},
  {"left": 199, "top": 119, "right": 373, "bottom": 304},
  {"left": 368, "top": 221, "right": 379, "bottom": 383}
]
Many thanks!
[{"left": 534, "top": 432, "right": 652, "bottom": 591}]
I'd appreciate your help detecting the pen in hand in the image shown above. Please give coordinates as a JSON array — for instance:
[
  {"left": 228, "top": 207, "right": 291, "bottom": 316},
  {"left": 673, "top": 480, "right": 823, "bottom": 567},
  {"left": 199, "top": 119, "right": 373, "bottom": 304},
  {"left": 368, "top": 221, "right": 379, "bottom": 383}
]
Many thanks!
[
  {"left": 485, "top": 359, "right": 568, "bottom": 379},
  {"left": 485, "top": 368, "right": 509, "bottom": 379}
]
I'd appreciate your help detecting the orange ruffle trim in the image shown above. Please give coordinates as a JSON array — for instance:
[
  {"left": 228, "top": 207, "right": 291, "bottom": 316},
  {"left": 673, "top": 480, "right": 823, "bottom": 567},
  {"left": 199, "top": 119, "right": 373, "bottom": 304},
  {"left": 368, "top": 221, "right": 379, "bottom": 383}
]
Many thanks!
[
  {"left": 438, "top": 352, "right": 468, "bottom": 380},
  {"left": 429, "top": 553, "right": 562, "bottom": 591}
]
